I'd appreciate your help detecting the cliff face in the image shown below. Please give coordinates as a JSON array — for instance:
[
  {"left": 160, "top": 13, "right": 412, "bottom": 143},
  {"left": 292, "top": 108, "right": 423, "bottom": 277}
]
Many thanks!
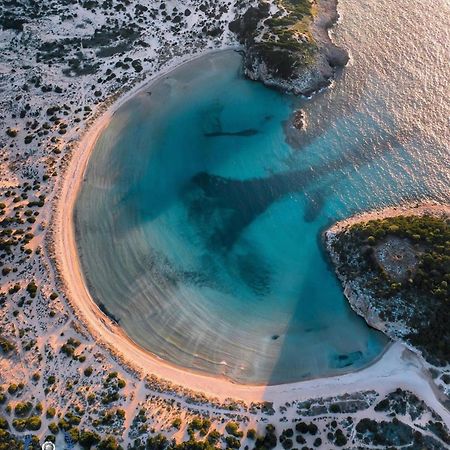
[
  {"left": 326, "top": 230, "right": 407, "bottom": 341},
  {"left": 230, "top": 0, "right": 348, "bottom": 95},
  {"left": 324, "top": 205, "right": 450, "bottom": 368},
  {"left": 242, "top": 46, "right": 334, "bottom": 96}
]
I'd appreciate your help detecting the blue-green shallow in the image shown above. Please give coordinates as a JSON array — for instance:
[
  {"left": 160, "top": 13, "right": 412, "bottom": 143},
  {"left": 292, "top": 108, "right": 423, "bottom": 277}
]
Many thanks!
[{"left": 75, "top": 45, "right": 447, "bottom": 384}]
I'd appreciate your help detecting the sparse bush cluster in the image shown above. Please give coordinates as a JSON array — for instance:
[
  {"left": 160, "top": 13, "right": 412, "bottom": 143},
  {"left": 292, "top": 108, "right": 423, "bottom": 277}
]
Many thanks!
[
  {"left": 100, "top": 371, "right": 126, "bottom": 404},
  {"left": 60, "top": 337, "right": 81, "bottom": 359}
]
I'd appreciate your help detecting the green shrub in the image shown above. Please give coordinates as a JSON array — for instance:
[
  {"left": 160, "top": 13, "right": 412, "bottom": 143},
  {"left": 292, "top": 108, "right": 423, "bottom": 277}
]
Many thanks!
[
  {"left": 172, "top": 417, "right": 182, "bottom": 429},
  {"left": 14, "top": 401, "right": 32, "bottom": 417},
  {"left": 79, "top": 429, "right": 101, "bottom": 448},
  {"left": 7, "top": 384, "right": 18, "bottom": 395},
  {"left": 48, "top": 422, "right": 59, "bottom": 434},
  {"left": 225, "top": 436, "right": 241, "bottom": 448},
  {"left": 206, "top": 429, "right": 221, "bottom": 445},
  {"left": 12, "top": 418, "right": 26, "bottom": 432},
  {"left": 0, "top": 417, "right": 8, "bottom": 430},
  {"left": 0, "top": 337, "right": 15, "bottom": 354},
  {"left": 26, "top": 281, "right": 38, "bottom": 298},
  {"left": 225, "top": 421, "right": 243, "bottom": 438},
  {"left": 146, "top": 433, "right": 168, "bottom": 450},
  {"left": 247, "top": 428, "right": 256, "bottom": 439},
  {"left": 26, "top": 416, "right": 41, "bottom": 431}
]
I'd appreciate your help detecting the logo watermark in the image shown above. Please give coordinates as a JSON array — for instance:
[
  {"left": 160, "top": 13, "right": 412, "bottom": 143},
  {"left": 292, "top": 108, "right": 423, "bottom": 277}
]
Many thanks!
[{"left": 41, "top": 441, "right": 56, "bottom": 450}]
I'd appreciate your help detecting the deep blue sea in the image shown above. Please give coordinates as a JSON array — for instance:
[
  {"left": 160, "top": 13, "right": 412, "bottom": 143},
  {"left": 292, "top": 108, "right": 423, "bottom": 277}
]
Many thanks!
[{"left": 75, "top": 0, "right": 449, "bottom": 384}]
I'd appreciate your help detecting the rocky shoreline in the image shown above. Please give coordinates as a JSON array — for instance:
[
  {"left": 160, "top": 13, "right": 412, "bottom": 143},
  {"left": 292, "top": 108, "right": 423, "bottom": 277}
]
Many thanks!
[
  {"left": 231, "top": 0, "right": 348, "bottom": 95},
  {"left": 327, "top": 240, "right": 407, "bottom": 339},
  {"left": 325, "top": 202, "right": 450, "bottom": 354},
  {"left": 326, "top": 235, "right": 404, "bottom": 341}
]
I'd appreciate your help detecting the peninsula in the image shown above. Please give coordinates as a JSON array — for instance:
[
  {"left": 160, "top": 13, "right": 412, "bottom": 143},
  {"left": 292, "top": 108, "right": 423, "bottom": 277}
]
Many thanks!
[{"left": 326, "top": 203, "right": 450, "bottom": 368}]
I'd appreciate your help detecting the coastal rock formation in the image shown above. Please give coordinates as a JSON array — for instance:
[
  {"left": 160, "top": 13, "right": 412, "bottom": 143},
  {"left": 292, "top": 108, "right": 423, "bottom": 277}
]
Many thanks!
[
  {"left": 292, "top": 109, "right": 306, "bottom": 130},
  {"left": 325, "top": 204, "right": 450, "bottom": 366},
  {"left": 230, "top": 0, "right": 349, "bottom": 95},
  {"left": 341, "top": 276, "right": 405, "bottom": 337}
]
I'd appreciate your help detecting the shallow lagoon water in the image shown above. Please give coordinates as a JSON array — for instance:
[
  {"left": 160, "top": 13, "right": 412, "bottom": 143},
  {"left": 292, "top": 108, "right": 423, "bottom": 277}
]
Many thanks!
[
  {"left": 76, "top": 0, "right": 449, "bottom": 384},
  {"left": 76, "top": 51, "right": 387, "bottom": 384}
]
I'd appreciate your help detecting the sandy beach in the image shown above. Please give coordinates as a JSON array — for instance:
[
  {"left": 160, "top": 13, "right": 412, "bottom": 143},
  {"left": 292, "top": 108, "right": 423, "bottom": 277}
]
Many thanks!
[
  {"left": 50, "top": 50, "right": 450, "bottom": 429},
  {"left": 327, "top": 202, "right": 450, "bottom": 235}
]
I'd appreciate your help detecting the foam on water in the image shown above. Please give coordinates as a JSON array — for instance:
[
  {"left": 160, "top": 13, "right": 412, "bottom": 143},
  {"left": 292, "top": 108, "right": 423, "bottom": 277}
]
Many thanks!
[{"left": 75, "top": 0, "right": 449, "bottom": 384}]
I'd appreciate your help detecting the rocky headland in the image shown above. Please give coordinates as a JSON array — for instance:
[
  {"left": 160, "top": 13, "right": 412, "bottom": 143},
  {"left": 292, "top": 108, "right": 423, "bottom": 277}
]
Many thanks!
[
  {"left": 230, "top": 0, "right": 349, "bottom": 95},
  {"left": 325, "top": 202, "right": 450, "bottom": 372}
]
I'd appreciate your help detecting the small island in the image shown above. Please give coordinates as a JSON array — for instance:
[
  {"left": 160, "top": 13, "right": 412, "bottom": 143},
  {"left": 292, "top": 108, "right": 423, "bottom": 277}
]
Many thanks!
[{"left": 326, "top": 203, "right": 450, "bottom": 368}]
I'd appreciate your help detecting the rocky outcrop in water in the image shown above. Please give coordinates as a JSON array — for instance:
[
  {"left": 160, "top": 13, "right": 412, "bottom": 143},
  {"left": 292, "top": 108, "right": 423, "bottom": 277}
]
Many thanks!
[
  {"left": 230, "top": 0, "right": 349, "bottom": 95},
  {"left": 292, "top": 109, "right": 306, "bottom": 130}
]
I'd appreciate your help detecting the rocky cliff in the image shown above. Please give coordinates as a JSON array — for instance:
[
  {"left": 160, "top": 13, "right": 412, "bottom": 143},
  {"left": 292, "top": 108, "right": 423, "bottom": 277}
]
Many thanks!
[{"left": 230, "top": 0, "right": 349, "bottom": 95}]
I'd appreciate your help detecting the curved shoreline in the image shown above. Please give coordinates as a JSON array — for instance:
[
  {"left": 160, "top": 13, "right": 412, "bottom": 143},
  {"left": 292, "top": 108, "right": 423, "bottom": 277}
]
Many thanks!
[
  {"left": 326, "top": 202, "right": 450, "bottom": 235},
  {"left": 55, "top": 52, "right": 376, "bottom": 389},
  {"left": 52, "top": 53, "right": 448, "bottom": 417}
]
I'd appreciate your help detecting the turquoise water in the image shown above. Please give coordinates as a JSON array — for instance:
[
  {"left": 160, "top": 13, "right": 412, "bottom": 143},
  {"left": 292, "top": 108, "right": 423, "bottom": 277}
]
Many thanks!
[{"left": 76, "top": 15, "right": 449, "bottom": 384}]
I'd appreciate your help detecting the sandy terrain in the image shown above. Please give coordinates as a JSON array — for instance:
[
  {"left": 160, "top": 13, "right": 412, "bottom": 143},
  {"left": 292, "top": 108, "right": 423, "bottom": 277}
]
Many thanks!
[{"left": 328, "top": 202, "right": 450, "bottom": 235}]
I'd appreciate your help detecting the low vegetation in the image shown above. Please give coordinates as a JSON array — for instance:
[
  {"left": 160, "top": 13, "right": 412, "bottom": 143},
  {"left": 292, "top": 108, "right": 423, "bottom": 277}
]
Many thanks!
[
  {"left": 229, "top": 0, "right": 317, "bottom": 80},
  {"left": 331, "top": 213, "right": 450, "bottom": 364}
]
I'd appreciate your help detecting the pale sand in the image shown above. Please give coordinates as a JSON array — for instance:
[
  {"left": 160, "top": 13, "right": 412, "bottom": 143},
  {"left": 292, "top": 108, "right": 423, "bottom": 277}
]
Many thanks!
[
  {"left": 52, "top": 50, "right": 450, "bottom": 423},
  {"left": 328, "top": 202, "right": 450, "bottom": 235}
]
